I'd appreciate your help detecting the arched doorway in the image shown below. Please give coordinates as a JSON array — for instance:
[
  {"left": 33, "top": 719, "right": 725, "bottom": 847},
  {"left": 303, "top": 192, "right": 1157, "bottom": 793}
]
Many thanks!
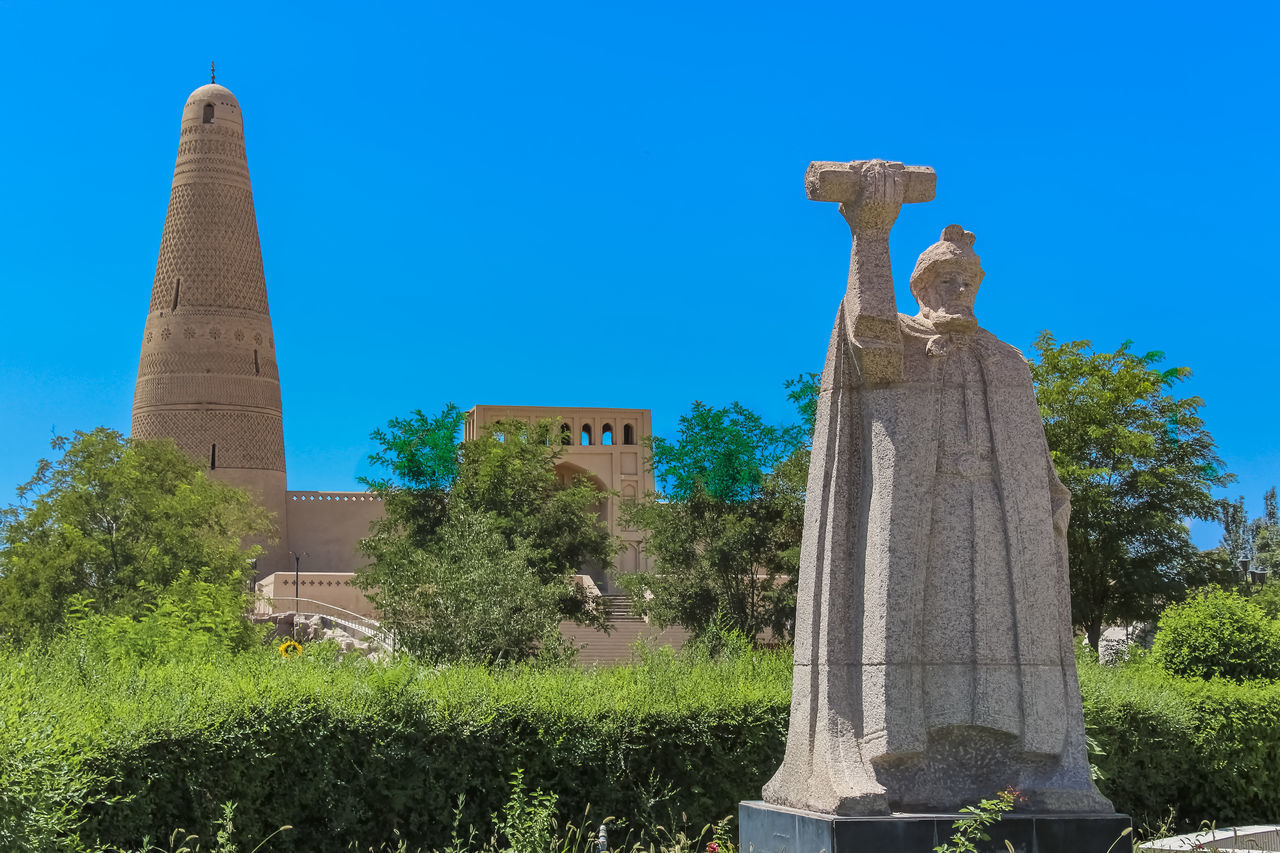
[{"left": 554, "top": 460, "right": 613, "bottom": 590}]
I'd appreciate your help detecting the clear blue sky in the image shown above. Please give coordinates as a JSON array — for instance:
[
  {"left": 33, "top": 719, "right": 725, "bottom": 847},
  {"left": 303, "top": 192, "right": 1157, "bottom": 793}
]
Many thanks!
[{"left": 0, "top": 0, "right": 1275, "bottom": 547}]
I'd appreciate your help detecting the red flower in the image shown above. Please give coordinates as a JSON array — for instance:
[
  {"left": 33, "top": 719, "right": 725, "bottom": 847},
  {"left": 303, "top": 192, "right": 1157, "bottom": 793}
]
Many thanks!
[
  {"left": 707, "top": 843, "right": 720, "bottom": 852},
  {"left": 1004, "top": 786, "right": 1030, "bottom": 807}
]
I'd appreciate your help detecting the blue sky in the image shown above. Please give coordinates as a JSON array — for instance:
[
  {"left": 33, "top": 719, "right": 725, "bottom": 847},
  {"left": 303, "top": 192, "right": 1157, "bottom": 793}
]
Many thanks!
[{"left": 0, "top": 0, "right": 1274, "bottom": 547}]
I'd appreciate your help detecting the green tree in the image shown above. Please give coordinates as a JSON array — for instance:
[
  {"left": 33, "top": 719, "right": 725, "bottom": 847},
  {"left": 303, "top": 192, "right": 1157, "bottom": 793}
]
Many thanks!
[
  {"left": 784, "top": 372, "right": 820, "bottom": 436},
  {"left": 452, "top": 419, "right": 614, "bottom": 610},
  {"left": 0, "top": 428, "right": 270, "bottom": 644},
  {"left": 1250, "top": 487, "right": 1280, "bottom": 576},
  {"left": 361, "top": 404, "right": 467, "bottom": 551},
  {"left": 356, "top": 409, "right": 613, "bottom": 661},
  {"left": 1219, "top": 486, "right": 1280, "bottom": 586},
  {"left": 1219, "top": 496, "right": 1250, "bottom": 564},
  {"left": 357, "top": 513, "right": 565, "bottom": 663},
  {"left": 619, "top": 400, "right": 808, "bottom": 642},
  {"left": 1254, "top": 526, "right": 1280, "bottom": 577},
  {"left": 1030, "top": 334, "right": 1234, "bottom": 651},
  {"left": 364, "top": 404, "right": 466, "bottom": 492}
]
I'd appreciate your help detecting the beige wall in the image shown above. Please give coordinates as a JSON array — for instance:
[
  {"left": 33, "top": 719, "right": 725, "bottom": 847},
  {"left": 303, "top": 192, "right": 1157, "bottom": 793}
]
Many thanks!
[
  {"left": 284, "top": 491, "right": 385, "bottom": 575},
  {"left": 256, "top": 571, "right": 375, "bottom": 619},
  {"left": 465, "top": 405, "right": 655, "bottom": 591},
  {"left": 213, "top": 468, "right": 290, "bottom": 577},
  {"left": 256, "top": 406, "right": 656, "bottom": 619}
]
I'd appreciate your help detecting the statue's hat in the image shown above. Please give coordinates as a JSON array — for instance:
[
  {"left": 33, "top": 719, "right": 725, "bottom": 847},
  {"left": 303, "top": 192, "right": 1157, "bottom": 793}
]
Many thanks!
[{"left": 909, "top": 224, "right": 984, "bottom": 301}]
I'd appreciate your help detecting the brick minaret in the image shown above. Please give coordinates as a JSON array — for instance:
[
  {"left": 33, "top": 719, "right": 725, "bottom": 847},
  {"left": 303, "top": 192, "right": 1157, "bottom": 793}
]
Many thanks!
[{"left": 132, "top": 80, "right": 287, "bottom": 575}]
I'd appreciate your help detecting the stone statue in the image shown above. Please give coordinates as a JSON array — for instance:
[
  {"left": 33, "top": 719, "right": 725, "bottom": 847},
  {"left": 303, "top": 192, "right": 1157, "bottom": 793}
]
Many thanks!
[{"left": 762, "top": 160, "right": 1112, "bottom": 816}]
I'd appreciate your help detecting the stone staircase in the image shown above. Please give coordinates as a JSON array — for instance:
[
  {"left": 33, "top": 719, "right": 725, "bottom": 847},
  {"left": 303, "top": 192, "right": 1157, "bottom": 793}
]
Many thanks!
[
  {"left": 601, "top": 594, "right": 643, "bottom": 623},
  {"left": 559, "top": 594, "right": 691, "bottom": 665}
]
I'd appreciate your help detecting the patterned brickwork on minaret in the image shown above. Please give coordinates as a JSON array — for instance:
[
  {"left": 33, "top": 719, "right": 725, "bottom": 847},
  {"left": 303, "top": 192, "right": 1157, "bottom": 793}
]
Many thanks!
[{"left": 132, "top": 82, "right": 287, "bottom": 574}]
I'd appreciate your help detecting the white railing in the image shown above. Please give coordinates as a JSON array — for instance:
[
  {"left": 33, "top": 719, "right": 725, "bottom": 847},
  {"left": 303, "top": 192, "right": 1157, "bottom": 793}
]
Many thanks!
[{"left": 255, "top": 596, "right": 393, "bottom": 650}]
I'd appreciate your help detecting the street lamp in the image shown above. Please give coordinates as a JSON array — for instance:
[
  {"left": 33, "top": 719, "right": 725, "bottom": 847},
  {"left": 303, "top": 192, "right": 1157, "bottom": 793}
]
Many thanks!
[{"left": 288, "top": 550, "right": 309, "bottom": 604}]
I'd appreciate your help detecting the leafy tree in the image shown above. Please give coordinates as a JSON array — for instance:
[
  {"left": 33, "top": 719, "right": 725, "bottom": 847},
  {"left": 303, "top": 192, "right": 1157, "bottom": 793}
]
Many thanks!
[
  {"left": 452, "top": 419, "right": 615, "bottom": 608},
  {"left": 1219, "top": 496, "right": 1250, "bottom": 563},
  {"left": 646, "top": 402, "right": 807, "bottom": 503},
  {"left": 619, "top": 400, "right": 808, "bottom": 642},
  {"left": 1254, "top": 525, "right": 1280, "bottom": 577},
  {"left": 0, "top": 428, "right": 270, "bottom": 645},
  {"left": 784, "top": 372, "right": 820, "bottom": 436},
  {"left": 361, "top": 404, "right": 467, "bottom": 551},
  {"left": 364, "top": 404, "right": 466, "bottom": 492},
  {"left": 357, "top": 513, "right": 564, "bottom": 663},
  {"left": 1250, "top": 487, "right": 1280, "bottom": 576},
  {"left": 1030, "top": 334, "right": 1234, "bottom": 651},
  {"left": 1219, "top": 486, "right": 1280, "bottom": 587},
  {"left": 356, "top": 409, "right": 613, "bottom": 661}
]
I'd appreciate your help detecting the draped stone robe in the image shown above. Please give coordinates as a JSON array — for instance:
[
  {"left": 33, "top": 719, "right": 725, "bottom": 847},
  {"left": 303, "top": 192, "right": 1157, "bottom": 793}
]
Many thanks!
[{"left": 762, "top": 301, "right": 1110, "bottom": 815}]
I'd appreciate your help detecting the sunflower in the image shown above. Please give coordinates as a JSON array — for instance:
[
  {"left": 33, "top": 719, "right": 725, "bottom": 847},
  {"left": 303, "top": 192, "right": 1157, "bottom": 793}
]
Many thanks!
[{"left": 278, "top": 639, "right": 303, "bottom": 658}]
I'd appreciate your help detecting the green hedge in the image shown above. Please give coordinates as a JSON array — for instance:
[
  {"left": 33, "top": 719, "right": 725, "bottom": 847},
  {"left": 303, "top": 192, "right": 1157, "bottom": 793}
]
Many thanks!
[
  {"left": 0, "top": 643, "right": 790, "bottom": 852},
  {"left": 1081, "top": 656, "right": 1280, "bottom": 830},
  {"left": 8, "top": 639, "right": 1280, "bottom": 851}
]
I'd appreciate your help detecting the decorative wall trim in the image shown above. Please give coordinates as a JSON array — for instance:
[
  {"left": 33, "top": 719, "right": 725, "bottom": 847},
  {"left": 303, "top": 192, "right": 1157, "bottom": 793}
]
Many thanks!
[{"left": 287, "top": 491, "right": 384, "bottom": 503}]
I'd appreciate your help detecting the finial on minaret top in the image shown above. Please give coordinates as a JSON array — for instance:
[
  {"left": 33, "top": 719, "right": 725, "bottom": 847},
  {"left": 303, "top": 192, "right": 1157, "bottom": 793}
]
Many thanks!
[{"left": 210, "top": 61, "right": 216, "bottom": 84}]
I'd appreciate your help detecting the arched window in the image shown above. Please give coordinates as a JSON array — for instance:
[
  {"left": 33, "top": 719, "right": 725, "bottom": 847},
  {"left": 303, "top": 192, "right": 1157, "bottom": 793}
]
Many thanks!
[
  {"left": 601, "top": 424, "right": 614, "bottom": 446},
  {"left": 623, "top": 424, "right": 636, "bottom": 445},
  {"left": 171, "top": 278, "right": 181, "bottom": 311},
  {"left": 560, "top": 423, "right": 572, "bottom": 446},
  {"left": 203, "top": 103, "right": 215, "bottom": 124},
  {"left": 581, "top": 424, "right": 593, "bottom": 446}
]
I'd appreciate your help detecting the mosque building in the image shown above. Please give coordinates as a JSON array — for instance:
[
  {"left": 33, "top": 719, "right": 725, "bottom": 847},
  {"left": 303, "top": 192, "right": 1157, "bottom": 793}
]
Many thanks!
[{"left": 131, "top": 76, "right": 657, "bottom": 634}]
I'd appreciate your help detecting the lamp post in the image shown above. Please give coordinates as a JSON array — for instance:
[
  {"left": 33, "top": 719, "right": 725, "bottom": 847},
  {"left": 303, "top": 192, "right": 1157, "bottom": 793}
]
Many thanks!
[{"left": 288, "top": 550, "right": 309, "bottom": 605}]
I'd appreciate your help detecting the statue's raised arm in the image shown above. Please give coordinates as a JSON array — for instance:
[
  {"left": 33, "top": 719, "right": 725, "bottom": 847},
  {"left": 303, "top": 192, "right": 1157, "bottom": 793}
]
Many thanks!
[{"left": 805, "top": 159, "right": 936, "bottom": 384}]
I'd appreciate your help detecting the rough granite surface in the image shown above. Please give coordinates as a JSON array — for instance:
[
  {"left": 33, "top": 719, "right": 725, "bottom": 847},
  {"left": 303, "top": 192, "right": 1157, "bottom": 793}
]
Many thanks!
[{"left": 762, "top": 160, "right": 1113, "bottom": 816}]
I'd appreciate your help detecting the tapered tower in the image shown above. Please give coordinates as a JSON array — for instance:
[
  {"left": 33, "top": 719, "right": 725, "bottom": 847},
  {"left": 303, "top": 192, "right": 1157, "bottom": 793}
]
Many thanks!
[{"left": 132, "top": 80, "right": 288, "bottom": 575}]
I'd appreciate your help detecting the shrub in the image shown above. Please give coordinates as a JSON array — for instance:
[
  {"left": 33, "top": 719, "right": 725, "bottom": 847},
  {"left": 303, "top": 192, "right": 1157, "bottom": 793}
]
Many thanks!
[
  {"left": 75, "top": 571, "right": 268, "bottom": 665},
  {"left": 0, "top": 654, "right": 117, "bottom": 852},
  {"left": 0, "top": 635, "right": 790, "bottom": 852},
  {"left": 13, "top": 629, "right": 1280, "bottom": 850},
  {"left": 1247, "top": 581, "right": 1280, "bottom": 620},
  {"left": 1081, "top": 654, "right": 1280, "bottom": 831},
  {"left": 1151, "top": 588, "right": 1280, "bottom": 682}
]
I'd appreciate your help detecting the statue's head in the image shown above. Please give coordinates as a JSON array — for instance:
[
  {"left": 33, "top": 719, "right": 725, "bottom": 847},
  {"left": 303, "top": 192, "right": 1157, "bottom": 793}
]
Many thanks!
[{"left": 909, "top": 224, "right": 984, "bottom": 325}]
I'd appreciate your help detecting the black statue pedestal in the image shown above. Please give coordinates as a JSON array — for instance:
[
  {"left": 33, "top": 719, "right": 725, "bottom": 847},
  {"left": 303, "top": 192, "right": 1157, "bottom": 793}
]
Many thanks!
[{"left": 739, "top": 801, "right": 1131, "bottom": 853}]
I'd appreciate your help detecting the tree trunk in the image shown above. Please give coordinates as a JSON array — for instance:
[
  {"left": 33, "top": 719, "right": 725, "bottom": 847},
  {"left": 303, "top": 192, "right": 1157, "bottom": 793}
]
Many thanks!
[{"left": 1086, "top": 620, "right": 1102, "bottom": 655}]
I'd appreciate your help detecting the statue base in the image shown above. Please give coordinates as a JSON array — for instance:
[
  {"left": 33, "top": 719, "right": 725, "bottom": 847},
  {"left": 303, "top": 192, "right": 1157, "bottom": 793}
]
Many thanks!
[{"left": 739, "top": 801, "right": 1131, "bottom": 853}]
